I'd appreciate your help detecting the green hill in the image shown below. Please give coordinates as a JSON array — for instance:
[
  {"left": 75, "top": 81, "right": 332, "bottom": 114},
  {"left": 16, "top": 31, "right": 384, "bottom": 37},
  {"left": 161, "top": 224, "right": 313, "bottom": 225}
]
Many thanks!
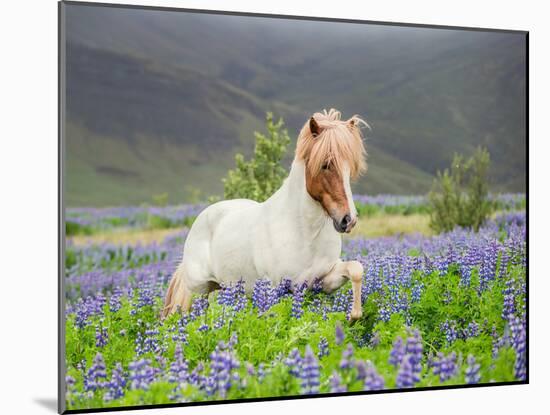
[{"left": 63, "top": 4, "right": 526, "bottom": 206}]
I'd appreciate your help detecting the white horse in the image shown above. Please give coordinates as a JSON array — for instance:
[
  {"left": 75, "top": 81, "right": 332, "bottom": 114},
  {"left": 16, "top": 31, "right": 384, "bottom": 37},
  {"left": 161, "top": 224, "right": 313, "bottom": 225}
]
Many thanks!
[{"left": 163, "top": 109, "right": 368, "bottom": 321}]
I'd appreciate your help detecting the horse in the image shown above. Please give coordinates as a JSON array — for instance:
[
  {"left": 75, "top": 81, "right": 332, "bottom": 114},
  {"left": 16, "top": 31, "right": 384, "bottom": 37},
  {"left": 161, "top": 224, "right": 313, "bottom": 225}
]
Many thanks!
[{"left": 162, "top": 109, "right": 368, "bottom": 321}]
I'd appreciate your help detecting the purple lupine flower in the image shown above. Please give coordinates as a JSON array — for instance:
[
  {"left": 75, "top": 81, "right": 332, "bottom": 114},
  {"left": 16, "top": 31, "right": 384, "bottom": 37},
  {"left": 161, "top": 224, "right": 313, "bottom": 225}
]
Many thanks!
[
  {"left": 340, "top": 344, "right": 354, "bottom": 370},
  {"left": 300, "top": 345, "right": 320, "bottom": 394},
  {"left": 104, "top": 363, "right": 126, "bottom": 402},
  {"left": 411, "top": 282, "right": 424, "bottom": 302},
  {"left": 252, "top": 279, "right": 275, "bottom": 313},
  {"left": 510, "top": 316, "right": 526, "bottom": 380},
  {"left": 309, "top": 297, "right": 323, "bottom": 314},
  {"left": 65, "top": 375, "right": 76, "bottom": 390},
  {"left": 257, "top": 363, "right": 268, "bottom": 382},
  {"left": 135, "top": 328, "right": 162, "bottom": 356},
  {"left": 128, "top": 359, "right": 155, "bottom": 390},
  {"left": 136, "top": 282, "right": 155, "bottom": 308},
  {"left": 233, "top": 279, "right": 247, "bottom": 312},
  {"left": 432, "top": 352, "right": 457, "bottom": 382},
  {"left": 318, "top": 337, "right": 329, "bottom": 359},
  {"left": 169, "top": 343, "right": 188, "bottom": 383},
  {"left": 396, "top": 355, "right": 415, "bottom": 388},
  {"left": 198, "top": 324, "right": 209, "bottom": 332},
  {"left": 329, "top": 371, "right": 347, "bottom": 393},
  {"left": 311, "top": 277, "right": 324, "bottom": 294},
  {"left": 154, "top": 354, "right": 167, "bottom": 377},
  {"left": 389, "top": 337, "right": 405, "bottom": 367},
  {"left": 109, "top": 288, "right": 123, "bottom": 313},
  {"left": 213, "top": 315, "right": 225, "bottom": 329},
  {"left": 217, "top": 280, "right": 246, "bottom": 314},
  {"left": 207, "top": 340, "right": 240, "bottom": 398},
  {"left": 502, "top": 279, "right": 516, "bottom": 320},
  {"left": 171, "top": 319, "right": 188, "bottom": 344},
  {"left": 356, "top": 360, "right": 367, "bottom": 382},
  {"left": 364, "top": 361, "right": 385, "bottom": 391},
  {"left": 188, "top": 362, "right": 206, "bottom": 390},
  {"left": 84, "top": 353, "right": 107, "bottom": 392},
  {"left": 291, "top": 282, "right": 307, "bottom": 319},
  {"left": 379, "top": 306, "right": 391, "bottom": 322},
  {"left": 321, "top": 305, "right": 329, "bottom": 321},
  {"left": 246, "top": 363, "right": 255, "bottom": 377},
  {"left": 491, "top": 325, "right": 504, "bottom": 358},
  {"left": 190, "top": 296, "right": 209, "bottom": 320},
  {"left": 440, "top": 320, "right": 458, "bottom": 343},
  {"left": 228, "top": 332, "right": 238, "bottom": 349},
  {"left": 335, "top": 323, "right": 345, "bottom": 346},
  {"left": 465, "top": 355, "right": 480, "bottom": 384},
  {"left": 218, "top": 283, "right": 236, "bottom": 307},
  {"left": 74, "top": 295, "right": 106, "bottom": 328},
  {"left": 275, "top": 278, "right": 293, "bottom": 300},
  {"left": 405, "top": 329, "right": 423, "bottom": 382},
  {"left": 95, "top": 324, "right": 108, "bottom": 348},
  {"left": 464, "top": 321, "right": 480, "bottom": 338},
  {"left": 330, "top": 289, "right": 352, "bottom": 315},
  {"left": 284, "top": 348, "right": 302, "bottom": 377}
]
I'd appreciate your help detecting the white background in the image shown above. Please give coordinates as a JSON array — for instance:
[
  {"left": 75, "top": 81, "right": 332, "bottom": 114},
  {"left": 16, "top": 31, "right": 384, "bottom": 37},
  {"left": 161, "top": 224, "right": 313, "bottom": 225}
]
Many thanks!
[{"left": 0, "top": 0, "right": 546, "bottom": 414}]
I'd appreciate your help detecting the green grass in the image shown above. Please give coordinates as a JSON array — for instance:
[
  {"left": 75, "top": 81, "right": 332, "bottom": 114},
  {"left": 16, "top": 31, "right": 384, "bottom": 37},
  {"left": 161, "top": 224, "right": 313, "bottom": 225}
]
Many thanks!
[
  {"left": 65, "top": 261, "right": 523, "bottom": 409},
  {"left": 349, "top": 213, "right": 433, "bottom": 238}
]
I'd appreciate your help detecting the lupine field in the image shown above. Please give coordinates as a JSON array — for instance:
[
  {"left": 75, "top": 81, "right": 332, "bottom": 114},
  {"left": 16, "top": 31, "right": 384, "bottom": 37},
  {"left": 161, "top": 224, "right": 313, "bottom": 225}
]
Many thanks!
[{"left": 64, "top": 194, "right": 527, "bottom": 410}]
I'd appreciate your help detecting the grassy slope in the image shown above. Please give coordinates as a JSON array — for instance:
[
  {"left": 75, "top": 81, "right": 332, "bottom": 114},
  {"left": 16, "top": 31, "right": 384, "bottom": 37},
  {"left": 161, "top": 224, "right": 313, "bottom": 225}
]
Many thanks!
[
  {"left": 64, "top": 7, "right": 525, "bottom": 206},
  {"left": 66, "top": 119, "right": 434, "bottom": 206}
]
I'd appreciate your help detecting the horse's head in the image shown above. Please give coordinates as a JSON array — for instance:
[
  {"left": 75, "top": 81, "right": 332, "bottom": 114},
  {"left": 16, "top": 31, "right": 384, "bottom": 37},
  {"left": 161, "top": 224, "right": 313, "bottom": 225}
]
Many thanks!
[{"left": 296, "top": 109, "right": 368, "bottom": 233}]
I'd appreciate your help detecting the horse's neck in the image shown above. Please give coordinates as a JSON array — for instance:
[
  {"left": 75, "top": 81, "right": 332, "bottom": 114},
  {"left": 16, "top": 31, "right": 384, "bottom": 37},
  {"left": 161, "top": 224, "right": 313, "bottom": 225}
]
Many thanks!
[{"left": 266, "top": 160, "right": 328, "bottom": 235}]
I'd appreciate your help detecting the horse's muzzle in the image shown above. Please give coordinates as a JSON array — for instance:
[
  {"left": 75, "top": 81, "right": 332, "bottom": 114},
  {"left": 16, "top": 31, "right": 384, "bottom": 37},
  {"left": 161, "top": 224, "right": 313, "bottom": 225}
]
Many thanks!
[{"left": 333, "top": 214, "right": 356, "bottom": 233}]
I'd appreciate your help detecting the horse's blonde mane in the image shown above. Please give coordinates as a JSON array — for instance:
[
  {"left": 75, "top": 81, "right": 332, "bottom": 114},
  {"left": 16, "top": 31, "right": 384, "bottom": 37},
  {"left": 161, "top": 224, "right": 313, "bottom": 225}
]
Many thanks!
[{"left": 295, "top": 109, "right": 368, "bottom": 179}]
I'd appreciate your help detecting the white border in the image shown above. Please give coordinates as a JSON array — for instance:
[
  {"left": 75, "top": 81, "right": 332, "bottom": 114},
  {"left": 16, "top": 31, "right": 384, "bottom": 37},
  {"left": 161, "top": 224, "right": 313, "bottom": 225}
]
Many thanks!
[{"left": 1, "top": 1, "right": 546, "bottom": 414}]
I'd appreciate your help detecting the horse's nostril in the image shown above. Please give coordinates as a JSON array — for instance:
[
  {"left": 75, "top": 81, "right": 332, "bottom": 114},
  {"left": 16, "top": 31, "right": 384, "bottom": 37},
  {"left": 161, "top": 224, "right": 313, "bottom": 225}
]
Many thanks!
[{"left": 341, "top": 214, "right": 351, "bottom": 228}]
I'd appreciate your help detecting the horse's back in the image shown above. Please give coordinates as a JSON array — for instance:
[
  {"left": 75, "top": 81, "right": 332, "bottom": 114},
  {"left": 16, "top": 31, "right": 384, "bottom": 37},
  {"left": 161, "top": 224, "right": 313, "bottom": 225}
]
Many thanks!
[
  {"left": 182, "top": 199, "right": 259, "bottom": 291},
  {"left": 198, "top": 199, "right": 258, "bottom": 229},
  {"left": 186, "top": 198, "right": 259, "bottom": 249}
]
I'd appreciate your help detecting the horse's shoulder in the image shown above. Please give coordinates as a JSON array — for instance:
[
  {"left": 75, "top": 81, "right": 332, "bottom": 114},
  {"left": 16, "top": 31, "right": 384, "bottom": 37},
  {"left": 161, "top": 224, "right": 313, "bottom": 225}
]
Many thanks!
[{"left": 208, "top": 198, "right": 259, "bottom": 212}]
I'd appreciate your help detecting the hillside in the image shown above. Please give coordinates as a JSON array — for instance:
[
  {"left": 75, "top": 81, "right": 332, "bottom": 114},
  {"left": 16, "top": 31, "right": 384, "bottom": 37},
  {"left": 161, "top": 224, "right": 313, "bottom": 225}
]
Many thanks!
[{"left": 63, "top": 4, "right": 526, "bottom": 206}]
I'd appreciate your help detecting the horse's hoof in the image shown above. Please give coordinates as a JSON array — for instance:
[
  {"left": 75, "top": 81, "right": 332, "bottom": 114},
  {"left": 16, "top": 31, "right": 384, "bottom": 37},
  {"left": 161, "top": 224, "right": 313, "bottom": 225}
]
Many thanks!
[{"left": 350, "top": 310, "right": 362, "bottom": 322}]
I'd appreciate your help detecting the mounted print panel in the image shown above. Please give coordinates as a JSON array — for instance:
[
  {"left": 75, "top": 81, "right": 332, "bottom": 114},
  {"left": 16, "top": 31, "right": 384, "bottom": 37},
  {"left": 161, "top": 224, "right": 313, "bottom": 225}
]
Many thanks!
[{"left": 59, "top": 1, "right": 528, "bottom": 413}]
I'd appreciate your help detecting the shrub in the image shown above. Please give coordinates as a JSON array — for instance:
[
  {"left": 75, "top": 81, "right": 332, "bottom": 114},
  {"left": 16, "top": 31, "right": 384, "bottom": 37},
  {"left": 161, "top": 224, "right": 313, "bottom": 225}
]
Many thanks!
[
  {"left": 151, "top": 193, "right": 168, "bottom": 207},
  {"left": 222, "top": 113, "right": 291, "bottom": 202},
  {"left": 66, "top": 220, "right": 93, "bottom": 236},
  {"left": 429, "top": 147, "right": 492, "bottom": 233}
]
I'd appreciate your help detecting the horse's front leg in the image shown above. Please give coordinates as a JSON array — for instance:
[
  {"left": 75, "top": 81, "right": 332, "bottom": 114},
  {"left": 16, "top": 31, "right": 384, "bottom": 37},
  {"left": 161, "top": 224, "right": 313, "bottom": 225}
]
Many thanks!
[{"left": 322, "top": 260, "right": 364, "bottom": 321}]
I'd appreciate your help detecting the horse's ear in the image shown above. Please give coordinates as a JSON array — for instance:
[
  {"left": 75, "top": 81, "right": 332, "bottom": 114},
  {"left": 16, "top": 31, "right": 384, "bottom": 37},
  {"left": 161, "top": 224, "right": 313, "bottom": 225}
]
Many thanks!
[
  {"left": 309, "top": 117, "right": 321, "bottom": 138},
  {"left": 348, "top": 118, "right": 356, "bottom": 128}
]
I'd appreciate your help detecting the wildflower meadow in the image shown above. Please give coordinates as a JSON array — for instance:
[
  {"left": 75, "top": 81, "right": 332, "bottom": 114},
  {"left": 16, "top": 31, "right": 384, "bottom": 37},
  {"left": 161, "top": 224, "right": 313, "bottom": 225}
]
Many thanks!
[{"left": 64, "top": 194, "right": 527, "bottom": 410}]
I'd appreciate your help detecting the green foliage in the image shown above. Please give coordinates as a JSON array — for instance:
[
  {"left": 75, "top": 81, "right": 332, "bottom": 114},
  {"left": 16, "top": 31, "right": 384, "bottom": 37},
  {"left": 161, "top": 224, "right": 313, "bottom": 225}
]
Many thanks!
[
  {"left": 429, "top": 147, "right": 493, "bottom": 233},
  {"left": 222, "top": 113, "right": 291, "bottom": 202},
  {"left": 65, "top": 259, "right": 525, "bottom": 409},
  {"left": 145, "top": 213, "right": 196, "bottom": 230},
  {"left": 66, "top": 221, "right": 93, "bottom": 236},
  {"left": 151, "top": 193, "right": 169, "bottom": 207},
  {"left": 355, "top": 202, "right": 430, "bottom": 217}
]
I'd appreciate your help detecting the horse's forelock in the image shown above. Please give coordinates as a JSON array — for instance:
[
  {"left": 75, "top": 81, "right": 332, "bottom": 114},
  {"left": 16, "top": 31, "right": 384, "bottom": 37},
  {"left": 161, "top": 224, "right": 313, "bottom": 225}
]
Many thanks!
[{"left": 296, "top": 109, "right": 368, "bottom": 179}]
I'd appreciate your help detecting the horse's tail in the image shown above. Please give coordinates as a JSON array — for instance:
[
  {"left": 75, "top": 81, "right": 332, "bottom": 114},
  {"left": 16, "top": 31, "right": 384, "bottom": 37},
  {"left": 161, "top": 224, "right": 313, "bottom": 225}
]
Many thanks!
[{"left": 161, "top": 265, "right": 191, "bottom": 319}]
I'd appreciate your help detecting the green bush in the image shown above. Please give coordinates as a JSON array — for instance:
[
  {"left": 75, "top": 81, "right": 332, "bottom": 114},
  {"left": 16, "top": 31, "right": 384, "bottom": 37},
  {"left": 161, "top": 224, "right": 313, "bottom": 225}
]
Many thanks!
[
  {"left": 354, "top": 202, "right": 430, "bottom": 218},
  {"left": 429, "top": 147, "right": 492, "bottom": 233},
  {"left": 66, "top": 221, "right": 93, "bottom": 236},
  {"left": 222, "top": 113, "right": 291, "bottom": 202},
  {"left": 151, "top": 193, "right": 169, "bottom": 207},
  {"left": 146, "top": 215, "right": 172, "bottom": 229}
]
